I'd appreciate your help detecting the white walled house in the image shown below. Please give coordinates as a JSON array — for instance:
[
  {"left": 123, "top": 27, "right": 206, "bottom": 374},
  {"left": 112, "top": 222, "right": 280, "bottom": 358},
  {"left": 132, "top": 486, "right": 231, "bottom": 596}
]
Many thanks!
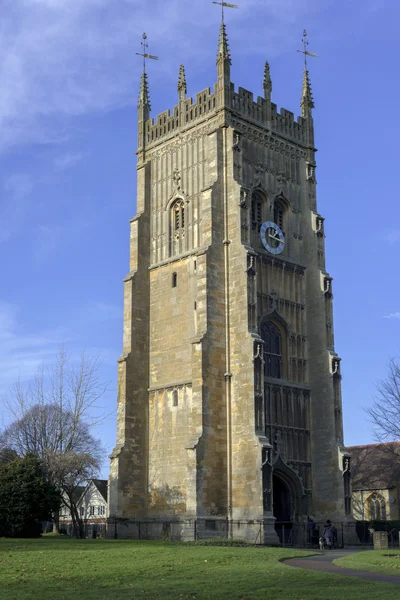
[{"left": 59, "top": 479, "right": 108, "bottom": 538}]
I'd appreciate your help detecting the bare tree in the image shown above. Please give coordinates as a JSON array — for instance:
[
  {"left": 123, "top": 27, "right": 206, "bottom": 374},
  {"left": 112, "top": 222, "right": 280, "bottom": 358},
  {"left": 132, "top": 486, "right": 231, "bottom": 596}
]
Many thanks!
[
  {"left": 367, "top": 358, "right": 400, "bottom": 443},
  {"left": 0, "top": 347, "right": 107, "bottom": 537}
]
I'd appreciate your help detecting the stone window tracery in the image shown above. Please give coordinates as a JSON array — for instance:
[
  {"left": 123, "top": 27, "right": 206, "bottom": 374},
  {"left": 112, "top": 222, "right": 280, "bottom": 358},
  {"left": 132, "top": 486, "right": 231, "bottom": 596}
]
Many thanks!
[
  {"left": 251, "top": 190, "right": 264, "bottom": 233},
  {"left": 261, "top": 321, "right": 283, "bottom": 379},
  {"left": 343, "top": 456, "right": 352, "bottom": 515},
  {"left": 174, "top": 200, "right": 185, "bottom": 231},
  {"left": 170, "top": 199, "right": 185, "bottom": 256},
  {"left": 274, "top": 200, "right": 285, "bottom": 232},
  {"left": 251, "top": 199, "right": 262, "bottom": 231},
  {"left": 367, "top": 493, "right": 387, "bottom": 521}
]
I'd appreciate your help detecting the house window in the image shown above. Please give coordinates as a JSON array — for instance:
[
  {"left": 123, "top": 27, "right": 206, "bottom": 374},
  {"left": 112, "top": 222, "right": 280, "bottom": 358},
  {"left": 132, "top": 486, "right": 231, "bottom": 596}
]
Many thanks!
[
  {"left": 172, "top": 390, "right": 178, "bottom": 407},
  {"left": 89, "top": 505, "right": 95, "bottom": 516},
  {"left": 98, "top": 506, "right": 105, "bottom": 516},
  {"left": 261, "top": 321, "right": 283, "bottom": 379},
  {"left": 368, "top": 494, "right": 387, "bottom": 521},
  {"left": 80, "top": 506, "right": 85, "bottom": 517}
]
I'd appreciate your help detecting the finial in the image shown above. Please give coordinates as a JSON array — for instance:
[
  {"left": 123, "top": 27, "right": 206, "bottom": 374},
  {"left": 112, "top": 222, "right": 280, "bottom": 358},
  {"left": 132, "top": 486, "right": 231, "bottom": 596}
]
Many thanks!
[
  {"left": 213, "top": 2, "right": 237, "bottom": 64},
  {"left": 136, "top": 32, "right": 158, "bottom": 111},
  {"left": 138, "top": 71, "right": 151, "bottom": 110},
  {"left": 263, "top": 61, "right": 272, "bottom": 100},
  {"left": 297, "top": 30, "right": 317, "bottom": 116},
  {"left": 301, "top": 68, "right": 314, "bottom": 115},
  {"left": 178, "top": 64, "right": 187, "bottom": 98},
  {"left": 217, "top": 22, "right": 231, "bottom": 64}
]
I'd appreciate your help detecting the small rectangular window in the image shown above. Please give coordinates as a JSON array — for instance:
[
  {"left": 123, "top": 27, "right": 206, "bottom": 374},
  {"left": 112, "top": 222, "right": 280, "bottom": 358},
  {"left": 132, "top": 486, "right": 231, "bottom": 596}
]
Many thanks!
[
  {"left": 173, "top": 390, "right": 178, "bottom": 407},
  {"left": 172, "top": 273, "right": 177, "bottom": 287},
  {"left": 194, "top": 260, "right": 197, "bottom": 271}
]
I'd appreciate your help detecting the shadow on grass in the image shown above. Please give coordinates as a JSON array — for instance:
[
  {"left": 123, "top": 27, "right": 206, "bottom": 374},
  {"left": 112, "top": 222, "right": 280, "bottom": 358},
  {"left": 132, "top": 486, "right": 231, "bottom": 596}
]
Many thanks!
[{"left": 0, "top": 538, "right": 167, "bottom": 554}]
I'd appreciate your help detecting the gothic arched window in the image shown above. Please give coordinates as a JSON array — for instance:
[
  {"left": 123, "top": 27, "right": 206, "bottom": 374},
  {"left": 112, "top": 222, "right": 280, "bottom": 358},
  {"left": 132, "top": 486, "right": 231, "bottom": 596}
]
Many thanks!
[
  {"left": 173, "top": 200, "right": 185, "bottom": 231},
  {"left": 170, "top": 199, "right": 185, "bottom": 256},
  {"left": 251, "top": 190, "right": 264, "bottom": 232},
  {"left": 261, "top": 321, "right": 283, "bottom": 379},
  {"left": 367, "top": 493, "right": 387, "bottom": 521}
]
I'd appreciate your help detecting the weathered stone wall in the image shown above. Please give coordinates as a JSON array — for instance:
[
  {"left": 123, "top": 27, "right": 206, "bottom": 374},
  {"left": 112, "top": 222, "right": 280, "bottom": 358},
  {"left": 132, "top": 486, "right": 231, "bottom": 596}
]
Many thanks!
[
  {"left": 109, "top": 163, "right": 151, "bottom": 519},
  {"left": 109, "top": 50, "right": 348, "bottom": 533},
  {"left": 149, "top": 260, "right": 194, "bottom": 386}
]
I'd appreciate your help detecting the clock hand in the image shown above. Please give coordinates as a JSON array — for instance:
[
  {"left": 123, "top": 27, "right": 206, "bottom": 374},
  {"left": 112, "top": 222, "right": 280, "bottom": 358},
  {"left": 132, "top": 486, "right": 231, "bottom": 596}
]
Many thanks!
[{"left": 268, "top": 233, "right": 284, "bottom": 242}]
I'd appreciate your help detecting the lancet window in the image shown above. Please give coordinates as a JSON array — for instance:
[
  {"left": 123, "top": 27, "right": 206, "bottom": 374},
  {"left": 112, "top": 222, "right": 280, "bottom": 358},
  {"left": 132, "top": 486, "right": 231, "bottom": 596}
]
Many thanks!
[
  {"left": 170, "top": 199, "right": 185, "bottom": 256},
  {"left": 251, "top": 190, "right": 264, "bottom": 232},
  {"left": 274, "top": 200, "right": 285, "bottom": 232}
]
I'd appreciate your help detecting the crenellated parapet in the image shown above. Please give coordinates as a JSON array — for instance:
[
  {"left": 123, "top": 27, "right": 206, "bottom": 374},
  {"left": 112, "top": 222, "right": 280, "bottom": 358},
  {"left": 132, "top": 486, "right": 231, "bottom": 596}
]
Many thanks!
[
  {"left": 140, "top": 83, "right": 312, "bottom": 152},
  {"left": 141, "top": 87, "right": 217, "bottom": 149},
  {"left": 137, "top": 22, "right": 315, "bottom": 153}
]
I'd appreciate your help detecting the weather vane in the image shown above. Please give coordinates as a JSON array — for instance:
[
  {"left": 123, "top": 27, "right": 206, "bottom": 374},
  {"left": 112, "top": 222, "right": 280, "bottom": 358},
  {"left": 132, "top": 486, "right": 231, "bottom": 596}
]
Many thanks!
[
  {"left": 297, "top": 29, "right": 318, "bottom": 68},
  {"left": 212, "top": 1, "right": 238, "bottom": 24},
  {"left": 135, "top": 32, "right": 159, "bottom": 73}
]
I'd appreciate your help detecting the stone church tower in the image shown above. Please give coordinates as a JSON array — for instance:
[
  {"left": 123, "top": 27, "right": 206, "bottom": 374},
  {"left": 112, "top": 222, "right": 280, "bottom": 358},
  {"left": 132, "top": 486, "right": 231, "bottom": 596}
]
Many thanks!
[{"left": 109, "top": 23, "right": 351, "bottom": 541}]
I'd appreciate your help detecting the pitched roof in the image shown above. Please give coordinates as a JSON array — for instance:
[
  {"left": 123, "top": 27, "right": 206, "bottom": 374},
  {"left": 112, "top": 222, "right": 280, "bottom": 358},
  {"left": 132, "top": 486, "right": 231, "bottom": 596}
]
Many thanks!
[
  {"left": 73, "top": 485, "right": 86, "bottom": 502},
  {"left": 348, "top": 443, "right": 400, "bottom": 490},
  {"left": 91, "top": 479, "right": 108, "bottom": 502}
]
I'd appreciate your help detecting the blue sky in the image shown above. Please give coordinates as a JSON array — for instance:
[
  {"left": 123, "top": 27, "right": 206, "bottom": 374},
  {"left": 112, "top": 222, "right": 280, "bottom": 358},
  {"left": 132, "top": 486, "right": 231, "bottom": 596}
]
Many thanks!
[{"left": 1, "top": 0, "right": 399, "bottom": 477}]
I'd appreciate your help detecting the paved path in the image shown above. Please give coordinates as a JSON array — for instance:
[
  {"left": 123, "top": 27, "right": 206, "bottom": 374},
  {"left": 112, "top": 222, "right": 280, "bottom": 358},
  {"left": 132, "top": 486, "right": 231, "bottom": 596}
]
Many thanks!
[{"left": 284, "top": 549, "right": 400, "bottom": 584}]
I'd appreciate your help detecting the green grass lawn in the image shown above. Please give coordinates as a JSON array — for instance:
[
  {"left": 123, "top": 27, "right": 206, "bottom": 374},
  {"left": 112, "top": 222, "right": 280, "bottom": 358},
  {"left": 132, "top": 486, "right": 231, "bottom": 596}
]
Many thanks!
[
  {"left": 0, "top": 537, "right": 398, "bottom": 600},
  {"left": 334, "top": 550, "right": 400, "bottom": 577}
]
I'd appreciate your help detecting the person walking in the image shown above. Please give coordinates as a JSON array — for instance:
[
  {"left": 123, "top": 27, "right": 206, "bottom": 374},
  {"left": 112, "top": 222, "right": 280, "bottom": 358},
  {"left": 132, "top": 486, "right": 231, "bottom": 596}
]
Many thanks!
[{"left": 323, "top": 520, "right": 335, "bottom": 549}]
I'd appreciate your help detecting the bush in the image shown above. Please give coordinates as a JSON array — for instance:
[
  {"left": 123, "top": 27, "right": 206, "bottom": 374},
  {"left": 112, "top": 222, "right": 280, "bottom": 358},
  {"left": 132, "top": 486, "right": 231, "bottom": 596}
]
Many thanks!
[{"left": 0, "top": 455, "right": 60, "bottom": 538}]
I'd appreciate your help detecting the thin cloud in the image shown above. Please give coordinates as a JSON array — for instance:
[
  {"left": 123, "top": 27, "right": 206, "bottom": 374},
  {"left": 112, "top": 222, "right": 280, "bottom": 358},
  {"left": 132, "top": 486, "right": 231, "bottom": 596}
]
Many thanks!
[
  {"left": 0, "top": 301, "right": 116, "bottom": 399},
  {"left": 54, "top": 152, "right": 85, "bottom": 171},
  {"left": 0, "top": 0, "right": 329, "bottom": 152},
  {"left": 0, "top": 173, "right": 35, "bottom": 242},
  {"left": 0, "top": 302, "right": 63, "bottom": 394},
  {"left": 384, "top": 312, "right": 400, "bottom": 320}
]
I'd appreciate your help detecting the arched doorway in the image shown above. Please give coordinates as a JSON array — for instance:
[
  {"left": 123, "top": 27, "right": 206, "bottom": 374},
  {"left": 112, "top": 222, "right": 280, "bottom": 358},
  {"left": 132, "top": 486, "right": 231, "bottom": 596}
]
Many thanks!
[
  {"left": 273, "top": 473, "right": 292, "bottom": 543},
  {"left": 273, "top": 474, "right": 291, "bottom": 522}
]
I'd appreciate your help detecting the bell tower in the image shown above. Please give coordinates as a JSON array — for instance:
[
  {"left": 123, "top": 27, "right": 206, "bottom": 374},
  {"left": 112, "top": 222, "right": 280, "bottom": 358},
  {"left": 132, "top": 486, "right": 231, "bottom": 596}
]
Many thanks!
[{"left": 108, "top": 22, "right": 350, "bottom": 542}]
